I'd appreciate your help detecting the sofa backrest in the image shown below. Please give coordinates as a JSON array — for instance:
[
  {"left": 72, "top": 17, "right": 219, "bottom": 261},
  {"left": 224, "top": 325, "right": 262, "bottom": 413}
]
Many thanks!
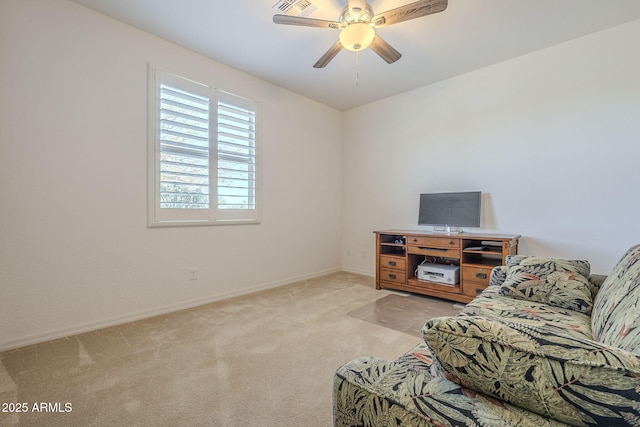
[{"left": 591, "top": 244, "right": 640, "bottom": 355}]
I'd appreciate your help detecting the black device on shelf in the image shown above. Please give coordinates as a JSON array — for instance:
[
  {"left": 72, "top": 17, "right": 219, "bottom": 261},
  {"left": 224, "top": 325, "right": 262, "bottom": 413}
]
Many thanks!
[{"left": 418, "top": 191, "right": 481, "bottom": 229}]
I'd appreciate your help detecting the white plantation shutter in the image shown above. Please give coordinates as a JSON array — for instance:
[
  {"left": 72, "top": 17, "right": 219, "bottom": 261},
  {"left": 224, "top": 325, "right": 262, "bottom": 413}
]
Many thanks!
[
  {"left": 149, "top": 67, "right": 259, "bottom": 226},
  {"left": 216, "top": 91, "right": 257, "bottom": 219},
  {"left": 160, "top": 85, "right": 210, "bottom": 209}
]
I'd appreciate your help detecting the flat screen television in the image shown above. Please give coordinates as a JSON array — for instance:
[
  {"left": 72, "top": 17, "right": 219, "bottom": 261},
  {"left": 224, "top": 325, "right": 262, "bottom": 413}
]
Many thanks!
[{"left": 418, "top": 191, "right": 481, "bottom": 230}]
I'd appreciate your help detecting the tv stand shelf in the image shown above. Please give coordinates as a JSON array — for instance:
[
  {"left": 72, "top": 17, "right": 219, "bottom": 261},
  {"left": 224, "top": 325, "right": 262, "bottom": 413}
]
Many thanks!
[{"left": 375, "top": 230, "right": 520, "bottom": 303}]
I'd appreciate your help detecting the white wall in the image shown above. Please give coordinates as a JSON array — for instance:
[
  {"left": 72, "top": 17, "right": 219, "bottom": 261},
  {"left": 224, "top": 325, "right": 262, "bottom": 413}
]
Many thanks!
[
  {"left": 342, "top": 19, "right": 640, "bottom": 276},
  {"left": 0, "top": 0, "right": 343, "bottom": 350}
]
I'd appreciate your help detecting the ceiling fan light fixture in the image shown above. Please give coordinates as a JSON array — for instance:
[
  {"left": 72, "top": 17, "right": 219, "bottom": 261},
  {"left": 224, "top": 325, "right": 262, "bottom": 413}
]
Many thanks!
[
  {"left": 339, "top": 22, "right": 375, "bottom": 51},
  {"left": 341, "top": 4, "right": 374, "bottom": 25}
]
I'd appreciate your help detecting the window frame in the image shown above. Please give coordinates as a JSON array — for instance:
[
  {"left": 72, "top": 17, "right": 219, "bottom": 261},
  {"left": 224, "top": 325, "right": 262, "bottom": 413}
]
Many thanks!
[{"left": 147, "top": 65, "right": 260, "bottom": 227}]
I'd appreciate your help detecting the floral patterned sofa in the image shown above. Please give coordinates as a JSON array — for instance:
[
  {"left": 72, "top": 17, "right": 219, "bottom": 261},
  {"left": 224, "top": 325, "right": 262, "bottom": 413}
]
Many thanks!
[{"left": 334, "top": 244, "right": 640, "bottom": 426}]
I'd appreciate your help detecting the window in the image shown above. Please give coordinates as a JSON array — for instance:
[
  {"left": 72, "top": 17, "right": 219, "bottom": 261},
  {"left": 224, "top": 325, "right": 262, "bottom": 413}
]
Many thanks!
[{"left": 148, "top": 66, "right": 259, "bottom": 226}]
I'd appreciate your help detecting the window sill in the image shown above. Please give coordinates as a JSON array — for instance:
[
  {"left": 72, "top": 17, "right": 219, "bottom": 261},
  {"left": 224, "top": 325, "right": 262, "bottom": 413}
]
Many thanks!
[{"left": 148, "top": 219, "right": 261, "bottom": 228}]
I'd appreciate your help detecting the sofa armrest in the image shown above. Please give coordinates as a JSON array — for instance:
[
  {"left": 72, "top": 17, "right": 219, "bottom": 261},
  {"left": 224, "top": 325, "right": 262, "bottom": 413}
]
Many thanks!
[
  {"left": 489, "top": 265, "right": 507, "bottom": 287},
  {"left": 334, "top": 346, "right": 572, "bottom": 427}
]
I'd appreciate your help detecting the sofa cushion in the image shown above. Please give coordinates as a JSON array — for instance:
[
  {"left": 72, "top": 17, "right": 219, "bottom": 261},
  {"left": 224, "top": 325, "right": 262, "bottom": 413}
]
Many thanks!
[
  {"left": 592, "top": 244, "right": 640, "bottom": 355},
  {"left": 498, "top": 256, "right": 593, "bottom": 314},
  {"left": 499, "top": 265, "right": 593, "bottom": 314},
  {"left": 505, "top": 255, "right": 591, "bottom": 277},
  {"left": 423, "top": 315, "right": 640, "bottom": 426}
]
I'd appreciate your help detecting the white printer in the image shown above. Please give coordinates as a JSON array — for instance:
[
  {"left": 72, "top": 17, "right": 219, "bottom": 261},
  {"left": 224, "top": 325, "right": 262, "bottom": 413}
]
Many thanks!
[{"left": 416, "top": 262, "right": 460, "bottom": 285}]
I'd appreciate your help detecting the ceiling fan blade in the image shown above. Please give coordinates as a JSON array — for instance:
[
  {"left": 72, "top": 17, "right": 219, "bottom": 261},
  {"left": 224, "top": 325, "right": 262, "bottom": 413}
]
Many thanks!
[
  {"left": 369, "top": 36, "right": 402, "bottom": 64},
  {"left": 273, "top": 14, "right": 342, "bottom": 29},
  {"left": 313, "top": 40, "right": 343, "bottom": 68},
  {"left": 372, "top": 0, "right": 447, "bottom": 28}
]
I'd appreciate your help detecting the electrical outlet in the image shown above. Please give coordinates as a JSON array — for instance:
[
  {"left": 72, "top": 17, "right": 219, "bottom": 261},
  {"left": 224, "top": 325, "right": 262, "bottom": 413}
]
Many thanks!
[
  {"left": 361, "top": 250, "right": 367, "bottom": 258},
  {"left": 189, "top": 267, "right": 197, "bottom": 280}
]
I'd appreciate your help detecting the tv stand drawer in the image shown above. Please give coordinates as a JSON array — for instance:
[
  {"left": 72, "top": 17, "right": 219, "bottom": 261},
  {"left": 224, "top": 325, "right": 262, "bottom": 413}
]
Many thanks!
[
  {"left": 380, "top": 268, "right": 406, "bottom": 284},
  {"left": 379, "top": 255, "right": 406, "bottom": 271},
  {"left": 462, "top": 266, "right": 492, "bottom": 286},
  {"left": 407, "top": 236, "right": 459, "bottom": 248},
  {"left": 462, "top": 282, "right": 487, "bottom": 297}
]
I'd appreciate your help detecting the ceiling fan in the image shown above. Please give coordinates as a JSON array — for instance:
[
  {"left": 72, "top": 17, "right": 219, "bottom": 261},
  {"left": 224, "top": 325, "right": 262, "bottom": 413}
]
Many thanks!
[{"left": 273, "top": 0, "right": 448, "bottom": 68}]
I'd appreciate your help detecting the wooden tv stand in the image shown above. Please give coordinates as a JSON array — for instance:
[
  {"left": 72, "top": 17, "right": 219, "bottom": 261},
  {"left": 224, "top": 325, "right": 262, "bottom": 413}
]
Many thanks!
[{"left": 375, "top": 230, "right": 520, "bottom": 303}]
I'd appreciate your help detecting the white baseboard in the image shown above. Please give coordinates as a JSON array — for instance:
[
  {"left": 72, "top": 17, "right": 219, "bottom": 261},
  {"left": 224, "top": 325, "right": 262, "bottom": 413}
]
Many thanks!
[
  {"left": 341, "top": 266, "right": 375, "bottom": 277},
  {"left": 0, "top": 268, "right": 341, "bottom": 352}
]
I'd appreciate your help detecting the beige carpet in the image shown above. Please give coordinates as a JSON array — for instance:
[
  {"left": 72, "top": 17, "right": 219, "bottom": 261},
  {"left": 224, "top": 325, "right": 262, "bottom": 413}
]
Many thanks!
[{"left": 0, "top": 273, "right": 454, "bottom": 427}]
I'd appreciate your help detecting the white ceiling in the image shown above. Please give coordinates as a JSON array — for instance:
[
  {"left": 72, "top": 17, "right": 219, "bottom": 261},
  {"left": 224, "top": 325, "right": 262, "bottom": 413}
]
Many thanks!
[{"left": 71, "top": 0, "right": 640, "bottom": 111}]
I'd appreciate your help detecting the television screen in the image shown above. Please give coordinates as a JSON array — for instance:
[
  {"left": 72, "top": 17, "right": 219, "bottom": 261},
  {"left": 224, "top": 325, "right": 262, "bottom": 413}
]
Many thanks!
[{"left": 418, "top": 191, "right": 481, "bottom": 227}]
